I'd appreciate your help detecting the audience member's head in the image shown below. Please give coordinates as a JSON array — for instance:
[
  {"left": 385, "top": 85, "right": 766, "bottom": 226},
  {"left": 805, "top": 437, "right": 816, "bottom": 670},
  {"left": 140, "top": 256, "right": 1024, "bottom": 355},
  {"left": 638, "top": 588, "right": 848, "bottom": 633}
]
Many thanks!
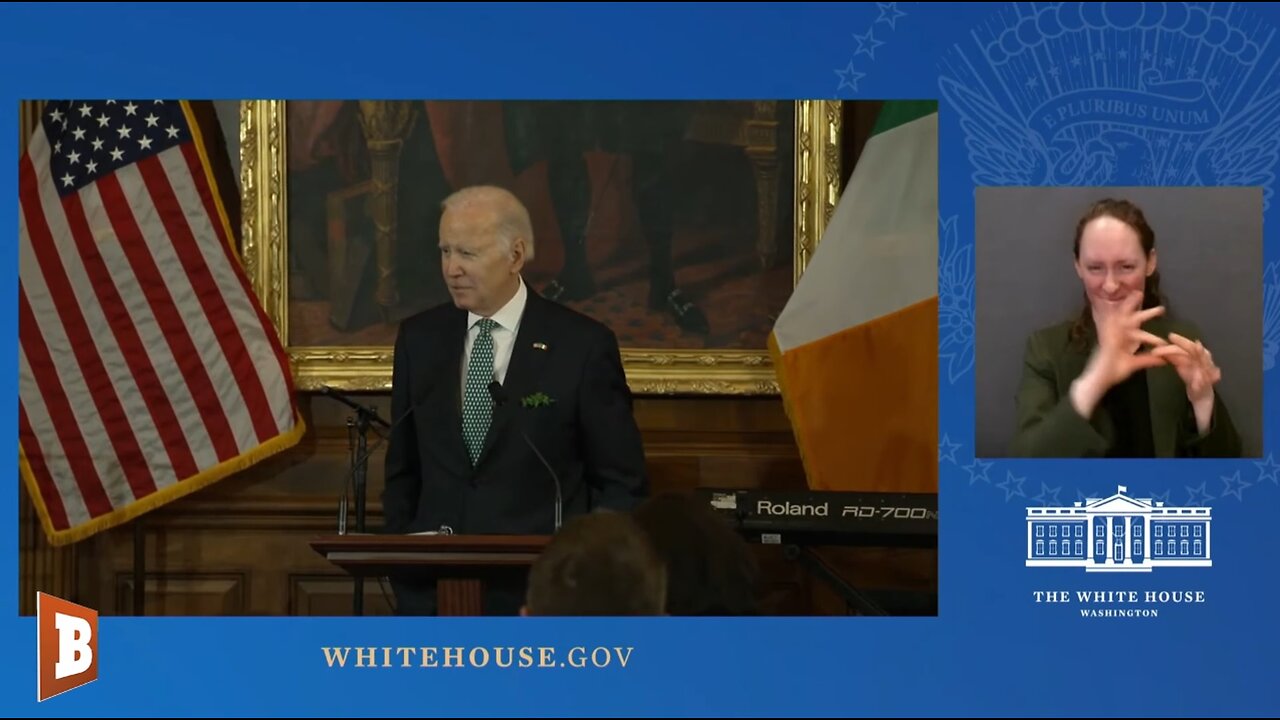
[
  {"left": 522, "top": 510, "right": 667, "bottom": 616},
  {"left": 633, "top": 493, "right": 760, "bottom": 616}
]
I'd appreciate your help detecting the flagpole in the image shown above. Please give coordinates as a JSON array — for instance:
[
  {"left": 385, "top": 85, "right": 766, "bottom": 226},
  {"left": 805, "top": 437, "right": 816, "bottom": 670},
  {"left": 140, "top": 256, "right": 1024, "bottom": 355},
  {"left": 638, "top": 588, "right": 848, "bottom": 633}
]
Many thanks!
[{"left": 133, "top": 519, "right": 145, "bottom": 616}]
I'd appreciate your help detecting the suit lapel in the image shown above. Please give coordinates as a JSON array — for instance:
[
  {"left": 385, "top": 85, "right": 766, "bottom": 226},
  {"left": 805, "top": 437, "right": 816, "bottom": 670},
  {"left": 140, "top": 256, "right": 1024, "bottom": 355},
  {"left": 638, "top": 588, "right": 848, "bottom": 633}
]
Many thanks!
[{"left": 476, "top": 290, "right": 553, "bottom": 469}]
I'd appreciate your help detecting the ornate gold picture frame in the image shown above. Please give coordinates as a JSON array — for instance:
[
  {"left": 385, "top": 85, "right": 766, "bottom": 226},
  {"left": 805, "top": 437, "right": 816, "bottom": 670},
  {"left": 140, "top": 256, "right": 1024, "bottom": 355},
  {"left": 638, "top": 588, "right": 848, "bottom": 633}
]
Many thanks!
[{"left": 239, "top": 100, "right": 841, "bottom": 394}]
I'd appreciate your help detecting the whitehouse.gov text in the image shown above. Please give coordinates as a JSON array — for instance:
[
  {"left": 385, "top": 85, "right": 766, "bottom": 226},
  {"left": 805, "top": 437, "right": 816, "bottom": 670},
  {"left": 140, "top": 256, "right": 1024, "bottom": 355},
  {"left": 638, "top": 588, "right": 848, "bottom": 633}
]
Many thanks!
[{"left": 322, "top": 645, "right": 635, "bottom": 669}]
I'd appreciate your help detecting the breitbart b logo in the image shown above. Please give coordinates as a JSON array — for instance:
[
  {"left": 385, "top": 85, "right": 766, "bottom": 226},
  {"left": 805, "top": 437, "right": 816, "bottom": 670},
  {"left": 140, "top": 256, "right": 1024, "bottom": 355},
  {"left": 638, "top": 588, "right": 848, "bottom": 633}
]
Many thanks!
[{"left": 37, "top": 592, "right": 98, "bottom": 701}]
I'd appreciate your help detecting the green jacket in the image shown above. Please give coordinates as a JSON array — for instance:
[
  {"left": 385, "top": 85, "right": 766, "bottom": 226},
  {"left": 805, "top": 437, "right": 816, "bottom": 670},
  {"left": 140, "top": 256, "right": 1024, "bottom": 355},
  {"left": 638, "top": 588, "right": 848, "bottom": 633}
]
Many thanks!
[{"left": 1010, "top": 315, "right": 1242, "bottom": 458}]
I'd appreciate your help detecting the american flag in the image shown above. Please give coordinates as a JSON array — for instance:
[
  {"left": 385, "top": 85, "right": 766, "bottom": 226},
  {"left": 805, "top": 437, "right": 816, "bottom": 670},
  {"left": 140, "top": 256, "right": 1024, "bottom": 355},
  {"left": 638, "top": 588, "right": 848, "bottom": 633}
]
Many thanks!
[{"left": 18, "top": 100, "right": 305, "bottom": 546}]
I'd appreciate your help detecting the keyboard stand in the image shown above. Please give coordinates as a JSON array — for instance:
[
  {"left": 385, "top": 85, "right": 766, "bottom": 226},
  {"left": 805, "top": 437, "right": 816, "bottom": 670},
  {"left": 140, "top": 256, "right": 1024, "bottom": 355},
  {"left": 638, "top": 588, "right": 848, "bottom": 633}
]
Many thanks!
[{"left": 785, "top": 544, "right": 890, "bottom": 616}]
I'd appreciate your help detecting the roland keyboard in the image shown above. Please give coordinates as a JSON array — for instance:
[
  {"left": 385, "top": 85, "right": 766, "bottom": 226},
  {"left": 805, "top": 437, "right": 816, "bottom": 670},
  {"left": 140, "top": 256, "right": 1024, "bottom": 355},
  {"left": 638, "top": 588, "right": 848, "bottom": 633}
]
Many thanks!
[{"left": 696, "top": 488, "right": 938, "bottom": 548}]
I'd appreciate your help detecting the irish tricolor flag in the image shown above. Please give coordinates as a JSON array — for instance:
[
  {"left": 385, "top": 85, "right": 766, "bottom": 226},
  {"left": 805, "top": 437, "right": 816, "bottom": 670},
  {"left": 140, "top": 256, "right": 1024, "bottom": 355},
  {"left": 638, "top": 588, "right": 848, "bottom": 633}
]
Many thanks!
[{"left": 769, "top": 100, "right": 938, "bottom": 494}]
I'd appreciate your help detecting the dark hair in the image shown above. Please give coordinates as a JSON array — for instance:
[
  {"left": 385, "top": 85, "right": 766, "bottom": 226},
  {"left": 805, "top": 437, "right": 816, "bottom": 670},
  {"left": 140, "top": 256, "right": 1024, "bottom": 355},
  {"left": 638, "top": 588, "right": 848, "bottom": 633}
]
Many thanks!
[
  {"left": 633, "top": 493, "right": 760, "bottom": 616},
  {"left": 1068, "top": 198, "right": 1165, "bottom": 349},
  {"left": 525, "top": 511, "right": 667, "bottom": 616}
]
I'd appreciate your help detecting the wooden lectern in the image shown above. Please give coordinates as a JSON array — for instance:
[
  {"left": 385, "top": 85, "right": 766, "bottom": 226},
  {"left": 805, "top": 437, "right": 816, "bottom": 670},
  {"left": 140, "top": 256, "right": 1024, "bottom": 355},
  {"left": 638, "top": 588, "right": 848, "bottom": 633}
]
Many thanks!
[{"left": 310, "top": 534, "right": 551, "bottom": 616}]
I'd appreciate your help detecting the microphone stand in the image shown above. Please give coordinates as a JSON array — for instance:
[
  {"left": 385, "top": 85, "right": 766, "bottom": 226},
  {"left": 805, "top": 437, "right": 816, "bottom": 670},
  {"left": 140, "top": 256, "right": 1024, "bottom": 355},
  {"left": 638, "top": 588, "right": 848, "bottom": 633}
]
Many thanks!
[
  {"left": 322, "top": 386, "right": 388, "bottom": 617},
  {"left": 340, "top": 409, "right": 371, "bottom": 609},
  {"left": 348, "top": 407, "right": 376, "bottom": 614}
]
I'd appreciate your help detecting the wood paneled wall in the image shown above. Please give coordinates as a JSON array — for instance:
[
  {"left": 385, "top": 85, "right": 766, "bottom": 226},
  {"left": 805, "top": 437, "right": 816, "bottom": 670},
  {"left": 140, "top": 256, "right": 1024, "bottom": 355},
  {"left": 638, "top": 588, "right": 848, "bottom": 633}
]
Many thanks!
[
  {"left": 17, "top": 101, "right": 936, "bottom": 617},
  {"left": 31, "top": 395, "right": 934, "bottom": 616}
]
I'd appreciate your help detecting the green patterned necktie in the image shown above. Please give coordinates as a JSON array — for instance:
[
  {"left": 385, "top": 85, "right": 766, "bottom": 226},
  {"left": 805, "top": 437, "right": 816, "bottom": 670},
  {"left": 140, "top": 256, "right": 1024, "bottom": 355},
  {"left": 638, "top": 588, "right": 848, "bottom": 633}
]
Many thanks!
[{"left": 463, "top": 317, "right": 498, "bottom": 465}]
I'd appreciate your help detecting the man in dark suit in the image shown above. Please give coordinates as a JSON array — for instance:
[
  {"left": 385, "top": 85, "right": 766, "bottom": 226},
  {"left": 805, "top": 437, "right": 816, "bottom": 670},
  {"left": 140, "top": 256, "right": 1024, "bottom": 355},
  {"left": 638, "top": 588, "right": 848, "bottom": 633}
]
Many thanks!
[{"left": 381, "top": 185, "right": 649, "bottom": 615}]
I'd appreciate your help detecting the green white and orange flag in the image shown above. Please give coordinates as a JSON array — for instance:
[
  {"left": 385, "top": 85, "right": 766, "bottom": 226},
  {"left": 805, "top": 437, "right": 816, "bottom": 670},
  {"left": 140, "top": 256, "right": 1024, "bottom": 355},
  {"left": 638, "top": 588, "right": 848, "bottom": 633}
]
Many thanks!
[{"left": 769, "top": 100, "right": 938, "bottom": 494}]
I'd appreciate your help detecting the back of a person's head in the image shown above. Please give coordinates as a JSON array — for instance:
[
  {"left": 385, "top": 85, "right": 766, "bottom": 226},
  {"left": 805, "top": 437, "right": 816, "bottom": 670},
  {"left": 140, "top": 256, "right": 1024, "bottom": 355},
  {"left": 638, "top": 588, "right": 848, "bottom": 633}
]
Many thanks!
[
  {"left": 523, "top": 511, "right": 667, "bottom": 616},
  {"left": 633, "top": 493, "right": 760, "bottom": 616}
]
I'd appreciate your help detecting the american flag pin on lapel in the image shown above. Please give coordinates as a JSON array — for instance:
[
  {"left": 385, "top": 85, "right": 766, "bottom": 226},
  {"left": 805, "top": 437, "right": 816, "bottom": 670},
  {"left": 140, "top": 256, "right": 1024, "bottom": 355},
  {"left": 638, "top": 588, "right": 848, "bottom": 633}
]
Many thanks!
[{"left": 533, "top": 342, "right": 548, "bottom": 350}]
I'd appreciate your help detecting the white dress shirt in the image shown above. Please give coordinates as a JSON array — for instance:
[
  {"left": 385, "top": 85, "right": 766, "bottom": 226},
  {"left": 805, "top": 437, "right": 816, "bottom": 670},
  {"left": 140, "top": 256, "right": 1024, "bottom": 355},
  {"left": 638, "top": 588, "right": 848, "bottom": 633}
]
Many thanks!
[{"left": 461, "top": 277, "right": 528, "bottom": 391}]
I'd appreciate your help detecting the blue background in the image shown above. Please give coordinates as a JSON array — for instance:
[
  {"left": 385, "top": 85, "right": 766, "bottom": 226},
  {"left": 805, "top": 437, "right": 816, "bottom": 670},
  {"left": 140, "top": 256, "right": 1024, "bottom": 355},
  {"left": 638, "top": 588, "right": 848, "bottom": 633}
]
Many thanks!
[{"left": 3, "top": 2, "right": 1279, "bottom": 716}]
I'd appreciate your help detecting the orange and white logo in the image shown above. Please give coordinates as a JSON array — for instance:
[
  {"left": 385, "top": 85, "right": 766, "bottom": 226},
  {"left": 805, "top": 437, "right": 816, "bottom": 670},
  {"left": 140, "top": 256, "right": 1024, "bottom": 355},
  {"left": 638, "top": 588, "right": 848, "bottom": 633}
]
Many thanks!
[{"left": 37, "top": 592, "right": 98, "bottom": 701}]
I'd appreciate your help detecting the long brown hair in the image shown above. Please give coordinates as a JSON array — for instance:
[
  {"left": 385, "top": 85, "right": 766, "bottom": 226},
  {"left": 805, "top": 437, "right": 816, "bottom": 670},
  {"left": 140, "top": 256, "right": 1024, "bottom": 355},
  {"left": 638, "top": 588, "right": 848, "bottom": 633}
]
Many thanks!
[{"left": 1067, "top": 198, "right": 1165, "bottom": 349}]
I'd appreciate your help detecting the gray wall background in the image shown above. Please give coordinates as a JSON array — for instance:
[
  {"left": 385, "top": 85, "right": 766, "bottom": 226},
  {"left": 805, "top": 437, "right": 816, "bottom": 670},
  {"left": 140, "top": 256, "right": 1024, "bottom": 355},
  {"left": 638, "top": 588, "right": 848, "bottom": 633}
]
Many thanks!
[
  {"left": 975, "top": 186, "right": 1263, "bottom": 458},
  {"left": 213, "top": 101, "right": 241, "bottom": 191}
]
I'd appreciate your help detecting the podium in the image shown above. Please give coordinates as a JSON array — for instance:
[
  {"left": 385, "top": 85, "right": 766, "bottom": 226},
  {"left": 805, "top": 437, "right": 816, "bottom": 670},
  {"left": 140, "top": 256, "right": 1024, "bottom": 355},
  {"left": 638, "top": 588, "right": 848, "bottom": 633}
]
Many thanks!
[{"left": 310, "top": 534, "right": 551, "bottom": 615}]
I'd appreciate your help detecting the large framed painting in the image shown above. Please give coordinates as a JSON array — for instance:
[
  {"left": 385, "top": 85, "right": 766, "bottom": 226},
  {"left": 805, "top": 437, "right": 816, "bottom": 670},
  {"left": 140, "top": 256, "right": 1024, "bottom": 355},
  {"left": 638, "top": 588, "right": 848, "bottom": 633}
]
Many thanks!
[{"left": 239, "top": 100, "right": 842, "bottom": 394}]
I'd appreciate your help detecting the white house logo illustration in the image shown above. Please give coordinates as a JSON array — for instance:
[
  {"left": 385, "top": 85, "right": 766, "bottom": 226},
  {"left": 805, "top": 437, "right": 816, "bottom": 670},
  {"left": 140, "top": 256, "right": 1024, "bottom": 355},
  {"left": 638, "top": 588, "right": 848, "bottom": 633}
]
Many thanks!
[
  {"left": 1026, "top": 486, "right": 1210, "bottom": 572},
  {"left": 939, "top": 3, "right": 1280, "bottom": 196}
]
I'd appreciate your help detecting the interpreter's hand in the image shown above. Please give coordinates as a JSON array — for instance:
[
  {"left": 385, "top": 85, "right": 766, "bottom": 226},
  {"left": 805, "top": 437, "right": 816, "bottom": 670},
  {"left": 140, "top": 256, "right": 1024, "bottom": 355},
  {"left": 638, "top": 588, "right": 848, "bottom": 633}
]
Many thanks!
[
  {"left": 1070, "top": 291, "right": 1169, "bottom": 419},
  {"left": 1153, "top": 333, "right": 1222, "bottom": 422},
  {"left": 1087, "top": 291, "right": 1171, "bottom": 388}
]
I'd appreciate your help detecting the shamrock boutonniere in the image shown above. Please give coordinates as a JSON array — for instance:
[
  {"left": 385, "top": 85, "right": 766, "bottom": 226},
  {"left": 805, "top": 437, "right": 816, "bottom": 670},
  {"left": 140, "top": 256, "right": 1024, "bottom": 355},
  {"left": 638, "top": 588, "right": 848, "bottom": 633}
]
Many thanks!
[{"left": 521, "top": 392, "right": 555, "bottom": 408}]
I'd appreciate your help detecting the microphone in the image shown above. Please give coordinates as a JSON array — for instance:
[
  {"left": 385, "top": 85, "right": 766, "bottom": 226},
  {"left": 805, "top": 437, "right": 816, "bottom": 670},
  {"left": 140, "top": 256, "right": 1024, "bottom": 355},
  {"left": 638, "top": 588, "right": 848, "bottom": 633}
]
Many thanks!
[
  {"left": 321, "top": 395, "right": 416, "bottom": 536},
  {"left": 488, "top": 380, "right": 563, "bottom": 532},
  {"left": 320, "top": 385, "right": 390, "bottom": 429},
  {"left": 323, "top": 399, "right": 416, "bottom": 618}
]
